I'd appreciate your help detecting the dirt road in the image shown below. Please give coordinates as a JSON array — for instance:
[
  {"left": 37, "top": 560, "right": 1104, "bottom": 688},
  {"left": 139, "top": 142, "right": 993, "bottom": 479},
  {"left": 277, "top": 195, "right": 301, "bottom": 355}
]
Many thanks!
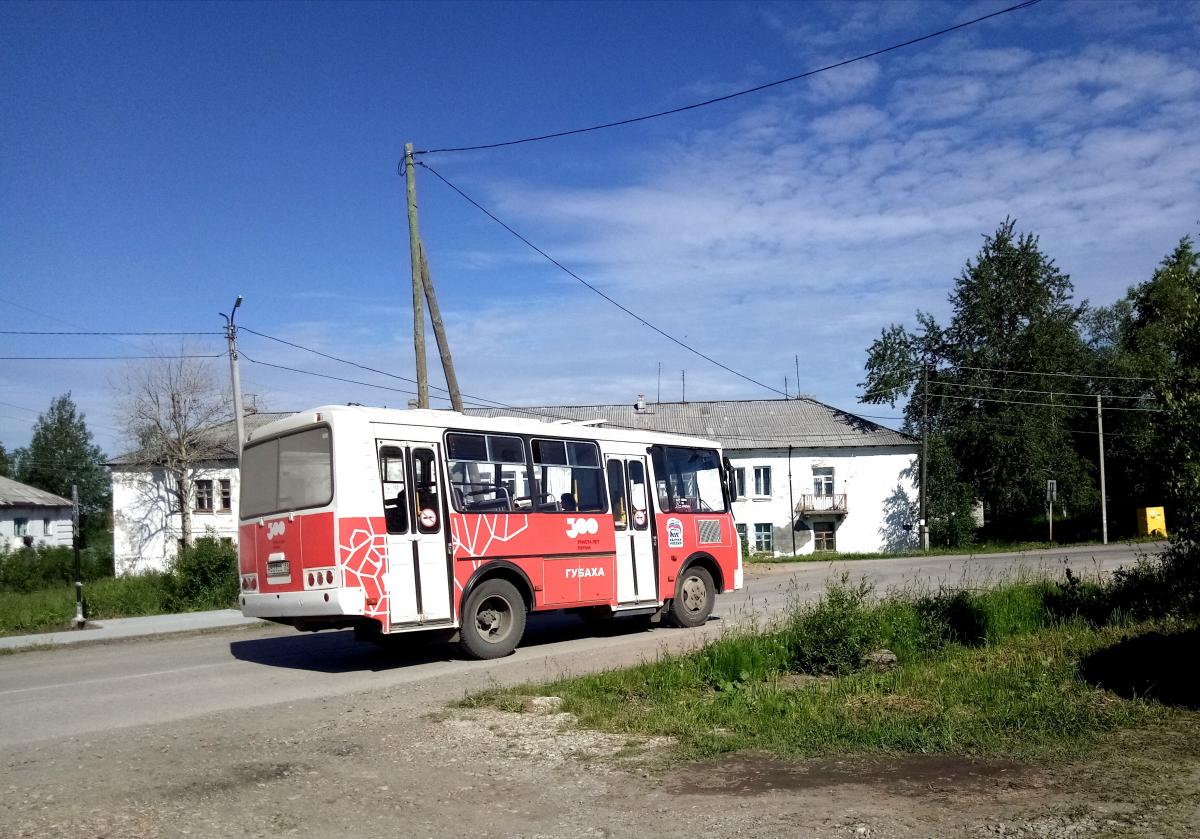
[{"left": 6, "top": 543, "right": 1193, "bottom": 838}]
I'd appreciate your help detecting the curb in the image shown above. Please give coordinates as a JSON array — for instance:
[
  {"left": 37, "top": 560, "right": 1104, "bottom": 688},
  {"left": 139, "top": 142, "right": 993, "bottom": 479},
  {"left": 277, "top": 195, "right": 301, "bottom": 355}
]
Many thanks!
[{"left": 0, "top": 610, "right": 267, "bottom": 652}]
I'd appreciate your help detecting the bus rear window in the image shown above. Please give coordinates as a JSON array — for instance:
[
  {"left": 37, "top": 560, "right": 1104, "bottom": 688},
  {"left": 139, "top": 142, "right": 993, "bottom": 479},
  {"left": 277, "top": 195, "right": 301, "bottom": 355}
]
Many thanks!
[{"left": 241, "top": 427, "right": 333, "bottom": 518}]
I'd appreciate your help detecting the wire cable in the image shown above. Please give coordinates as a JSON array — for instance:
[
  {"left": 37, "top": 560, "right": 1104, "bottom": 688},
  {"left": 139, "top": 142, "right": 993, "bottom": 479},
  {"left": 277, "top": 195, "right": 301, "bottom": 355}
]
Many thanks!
[
  {"left": 414, "top": 1, "right": 1041, "bottom": 154},
  {"left": 417, "top": 160, "right": 789, "bottom": 399},
  {"left": 874, "top": 361, "right": 1156, "bottom": 383},
  {"left": 0, "top": 330, "right": 221, "bottom": 336},
  {"left": 929, "top": 379, "right": 1156, "bottom": 401},
  {"left": 929, "top": 391, "right": 1162, "bottom": 412},
  {"left": 240, "top": 326, "right": 584, "bottom": 417},
  {"left": 0, "top": 354, "right": 224, "bottom": 360}
]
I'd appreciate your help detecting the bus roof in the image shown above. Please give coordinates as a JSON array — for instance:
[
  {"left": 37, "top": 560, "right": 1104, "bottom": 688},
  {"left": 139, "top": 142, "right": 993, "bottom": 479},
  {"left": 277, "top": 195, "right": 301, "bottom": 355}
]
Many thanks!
[{"left": 246, "top": 405, "right": 726, "bottom": 451}]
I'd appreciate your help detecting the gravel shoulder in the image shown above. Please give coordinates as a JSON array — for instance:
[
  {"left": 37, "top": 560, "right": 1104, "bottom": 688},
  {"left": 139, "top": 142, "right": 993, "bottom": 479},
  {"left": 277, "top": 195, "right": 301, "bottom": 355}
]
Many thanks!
[{"left": 4, "top": 664, "right": 1198, "bottom": 839}]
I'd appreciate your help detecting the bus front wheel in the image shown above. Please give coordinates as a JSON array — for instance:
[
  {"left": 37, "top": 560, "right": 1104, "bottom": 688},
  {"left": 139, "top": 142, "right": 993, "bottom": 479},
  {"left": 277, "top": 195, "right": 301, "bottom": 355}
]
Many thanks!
[
  {"left": 666, "top": 566, "right": 715, "bottom": 628},
  {"left": 459, "top": 578, "right": 527, "bottom": 659}
]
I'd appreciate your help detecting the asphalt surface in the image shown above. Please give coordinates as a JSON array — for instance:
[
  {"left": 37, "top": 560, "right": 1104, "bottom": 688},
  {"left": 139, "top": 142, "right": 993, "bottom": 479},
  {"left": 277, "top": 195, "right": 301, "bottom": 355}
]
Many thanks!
[{"left": 0, "top": 542, "right": 1156, "bottom": 749}]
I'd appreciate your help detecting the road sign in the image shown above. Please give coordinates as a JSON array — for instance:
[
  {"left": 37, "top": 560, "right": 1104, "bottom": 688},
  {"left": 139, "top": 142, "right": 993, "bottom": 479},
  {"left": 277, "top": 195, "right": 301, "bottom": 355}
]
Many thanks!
[{"left": 1046, "top": 480, "right": 1057, "bottom": 502}]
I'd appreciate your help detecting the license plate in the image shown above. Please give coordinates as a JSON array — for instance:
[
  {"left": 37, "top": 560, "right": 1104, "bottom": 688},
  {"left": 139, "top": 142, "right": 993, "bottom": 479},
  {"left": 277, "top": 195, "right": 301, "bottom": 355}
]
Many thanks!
[{"left": 267, "top": 559, "right": 290, "bottom": 577}]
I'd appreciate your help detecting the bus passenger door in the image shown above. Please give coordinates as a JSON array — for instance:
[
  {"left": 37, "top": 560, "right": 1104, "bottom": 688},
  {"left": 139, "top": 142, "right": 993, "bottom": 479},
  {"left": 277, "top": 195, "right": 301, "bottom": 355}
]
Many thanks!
[
  {"left": 607, "top": 456, "right": 657, "bottom": 605},
  {"left": 376, "top": 441, "right": 452, "bottom": 626},
  {"left": 377, "top": 442, "right": 418, "bottom": 624},
  {"left": 625, "top": 458, "right": 656, "bottom": 602},
  {"left": 409, "top": 444, "right": 452, "bottom": 622}
]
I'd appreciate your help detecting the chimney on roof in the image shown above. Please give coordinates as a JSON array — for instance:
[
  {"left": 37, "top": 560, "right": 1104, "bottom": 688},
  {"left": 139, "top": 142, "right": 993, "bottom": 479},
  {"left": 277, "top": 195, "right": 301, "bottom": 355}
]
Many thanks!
[{"left": 634, "top": 394, "right": 647, "bottom": 412}]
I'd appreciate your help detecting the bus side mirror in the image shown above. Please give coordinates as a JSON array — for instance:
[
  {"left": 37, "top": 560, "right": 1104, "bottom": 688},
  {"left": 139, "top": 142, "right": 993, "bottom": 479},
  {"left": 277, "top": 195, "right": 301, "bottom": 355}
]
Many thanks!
[{"left": 723, "top": 457, "right": 737, "bottom": 504}]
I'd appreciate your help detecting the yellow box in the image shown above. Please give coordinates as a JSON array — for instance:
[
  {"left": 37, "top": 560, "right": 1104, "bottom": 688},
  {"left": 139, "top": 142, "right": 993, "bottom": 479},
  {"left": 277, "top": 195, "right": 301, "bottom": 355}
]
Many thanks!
[{"left": 1136, "top": 507, "right": 1167, "bottom": 537}]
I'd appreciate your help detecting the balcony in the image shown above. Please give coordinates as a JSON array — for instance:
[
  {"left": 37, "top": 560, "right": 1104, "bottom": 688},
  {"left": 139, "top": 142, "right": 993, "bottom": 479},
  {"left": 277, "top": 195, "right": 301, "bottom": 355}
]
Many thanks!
[{"left": 795, "top": 493, "right": 848, "bottom": 516}]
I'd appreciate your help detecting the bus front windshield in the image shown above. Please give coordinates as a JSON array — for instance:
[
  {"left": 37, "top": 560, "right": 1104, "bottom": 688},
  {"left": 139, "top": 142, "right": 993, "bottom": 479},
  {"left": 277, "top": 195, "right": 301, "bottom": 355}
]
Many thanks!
[
  {"left": 241, "top": 427, "right": 333, "bottom": 519},
  {"left": 652, "top": 446, "right": 726, "bottom": 513}
]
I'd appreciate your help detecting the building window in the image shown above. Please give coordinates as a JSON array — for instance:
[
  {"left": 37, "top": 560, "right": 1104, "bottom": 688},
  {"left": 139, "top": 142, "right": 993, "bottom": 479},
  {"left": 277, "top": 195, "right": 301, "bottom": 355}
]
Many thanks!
[
  {"left": 219, "top": 479, "right": 232, "bottom": 511},
  {"left": 733, "top": 468, "right": 746, "bottom": 499},
  {"left": 43, "top": 518, "right": 53, "bottom": 537},
  {"left": 753, "top": 466, "right": 772, "bottom": 497},
  {"left": 814, "top": 521, "right": 836, "bottom": 551},
  {"left": 735, "top": 523, "right": 747, "bottom": 545},
  {"left": 14, "top": 518, "right": 28, "bottom": 536},
  {"left": 754, "top": 523, "right": 773, "bottom": 552},
  {"left": 813, "top": 466, "right": 834, "bottom": 497},
  {"left": 195, "top": 480, "right": 214, "bottom": 512}
]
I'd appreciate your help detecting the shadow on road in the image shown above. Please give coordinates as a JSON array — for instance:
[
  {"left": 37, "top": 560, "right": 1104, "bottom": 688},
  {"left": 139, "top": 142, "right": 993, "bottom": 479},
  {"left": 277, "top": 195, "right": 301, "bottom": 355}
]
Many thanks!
[
  {"left": 228, "top": 612, "right": 667, "bottom": 674},
  {"left": 1080, "top": 627, "right": 1200, "bottom": 709}
]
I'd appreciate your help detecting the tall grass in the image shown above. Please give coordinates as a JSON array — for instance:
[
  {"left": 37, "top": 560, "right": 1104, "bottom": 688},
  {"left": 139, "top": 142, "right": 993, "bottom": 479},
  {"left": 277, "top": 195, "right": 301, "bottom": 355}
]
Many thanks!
[{"left": 467, "top": 567, "right": 1197, "bottom": 760}]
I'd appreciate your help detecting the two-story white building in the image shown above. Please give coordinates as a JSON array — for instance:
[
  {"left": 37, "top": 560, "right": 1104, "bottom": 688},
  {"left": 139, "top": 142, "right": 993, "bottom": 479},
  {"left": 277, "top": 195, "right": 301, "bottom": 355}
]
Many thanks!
[
  {"left": 0, "top": 475, "right": 74, "bottom": 551},
  {"left": 467, "top": 398, "right": 920, "bottom": 556},
  {"left": 108, "top": 412, "right": 290, "bottom": 574}
]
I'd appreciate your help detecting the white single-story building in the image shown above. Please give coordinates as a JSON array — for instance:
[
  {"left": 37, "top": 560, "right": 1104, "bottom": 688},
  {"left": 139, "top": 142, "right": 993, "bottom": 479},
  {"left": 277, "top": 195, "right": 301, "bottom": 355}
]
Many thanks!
[
  {"left": 109, "top": 412, "right": 290, "bottom": 574},
  {"left": 0, "top": 475, "right": 74, "bottom": 551},
  {"left": 466, "top": 398, "right": 920, "bottom": 556}
]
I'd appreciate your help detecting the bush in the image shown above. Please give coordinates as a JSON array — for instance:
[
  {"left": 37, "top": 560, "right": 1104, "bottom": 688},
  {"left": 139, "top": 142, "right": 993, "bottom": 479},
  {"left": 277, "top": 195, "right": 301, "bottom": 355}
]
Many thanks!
[
  {"left": 85, "top": 573, "right": 174, "bottom": 619},
  {"left": 0, "top": 541, "right": 114, "bottom": 593},
  {"left": 784, "top": 578, "right": 880, "bottom": 675},
  {"left": 169, "top": 537, "right": 239, "bottom": 610}
]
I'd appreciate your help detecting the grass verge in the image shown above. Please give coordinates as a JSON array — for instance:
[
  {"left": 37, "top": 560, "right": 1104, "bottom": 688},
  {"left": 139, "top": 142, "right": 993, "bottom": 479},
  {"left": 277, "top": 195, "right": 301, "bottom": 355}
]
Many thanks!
[{"left": 464, "top": 577, "right": 1198, "bottom": 762}]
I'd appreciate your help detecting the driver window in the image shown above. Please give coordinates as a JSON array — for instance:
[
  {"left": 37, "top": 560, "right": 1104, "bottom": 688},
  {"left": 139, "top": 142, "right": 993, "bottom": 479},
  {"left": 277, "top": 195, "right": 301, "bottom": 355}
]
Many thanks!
[{"left": 378, "top": 445, "right": 408, "bottom": 534}]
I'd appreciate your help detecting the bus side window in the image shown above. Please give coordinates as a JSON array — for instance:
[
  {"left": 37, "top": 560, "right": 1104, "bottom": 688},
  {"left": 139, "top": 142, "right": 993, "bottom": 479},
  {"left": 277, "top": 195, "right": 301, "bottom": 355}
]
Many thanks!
[
  {"left": 607, "top": 460, "right": 627, "bottom": 530},
  {"left": 378, "top": 446, "right": 408, "bottom": 534},
  {"left": 628, "top": 460, "right": 648, "bottom": 531}
]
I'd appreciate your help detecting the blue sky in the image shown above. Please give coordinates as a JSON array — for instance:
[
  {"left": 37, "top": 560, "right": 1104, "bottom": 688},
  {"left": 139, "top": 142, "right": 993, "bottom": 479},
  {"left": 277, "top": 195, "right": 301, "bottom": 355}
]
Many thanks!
[{"left": 2, "top": 0, "right": 1198, "bottom": 455}]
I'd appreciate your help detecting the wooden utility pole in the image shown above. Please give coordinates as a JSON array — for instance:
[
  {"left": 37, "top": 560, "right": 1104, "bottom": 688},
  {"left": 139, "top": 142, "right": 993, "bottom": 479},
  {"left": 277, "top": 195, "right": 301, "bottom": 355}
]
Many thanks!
[
  {"left": 919, "top": 361, "right": 930, "bottom": 552},
  {"left": 404, "top": 143, "right": 429, "bottom": 408},
  {"left": 419, "top": 243, "right": 463, "bottom": 412},
  {"left": 1097, "top": 395, "right": 1108, "bottom": 544}
]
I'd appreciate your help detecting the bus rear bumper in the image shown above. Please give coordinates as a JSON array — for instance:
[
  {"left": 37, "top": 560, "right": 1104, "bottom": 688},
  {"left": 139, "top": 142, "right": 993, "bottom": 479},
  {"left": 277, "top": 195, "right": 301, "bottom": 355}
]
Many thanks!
[{"left": 240, "top": 586, "right": 366, "bottom": 620}]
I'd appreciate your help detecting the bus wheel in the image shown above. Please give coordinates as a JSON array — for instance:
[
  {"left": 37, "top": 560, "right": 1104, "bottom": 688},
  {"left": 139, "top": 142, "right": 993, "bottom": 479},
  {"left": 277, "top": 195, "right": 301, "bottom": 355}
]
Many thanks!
[
  {"left": 459, "top": 578, "right": 526, "bottom": 659},
  {"left": 666, "top": 566, "right": 715, "bottom": 628}
]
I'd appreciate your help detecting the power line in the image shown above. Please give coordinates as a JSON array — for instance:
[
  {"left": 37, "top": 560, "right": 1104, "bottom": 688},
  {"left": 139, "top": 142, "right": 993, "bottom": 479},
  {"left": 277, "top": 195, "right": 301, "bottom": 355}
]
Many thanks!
[
  {"left": 930, "top": 379, "right": 1156, "bottom": 401},
  {"left": 0, "top": 354, "right": 224, "bottom": 360},
  {"left": 240, "top": 350, "right": 578, "bottom": 422},
  {"left": 949, "top": 364, "right": 1155, "bottom": 383},
  {"left": 879, "top": 361, "right": 1156, "bottom": 383},
  {"left": 240, "top": 326, "right": 578, "bottom": 417},
  {"left": 416, "top": 160, "right": 789, "bottom": 399},
  {"left": 0, "top": 330, "right": 220, "bottom": 336},
  {"left": 930, "top": 391, "right": 1162, "bottom": 412},
  {"left": 414, "top": 0, "right": 1042, "bottom": 155}
]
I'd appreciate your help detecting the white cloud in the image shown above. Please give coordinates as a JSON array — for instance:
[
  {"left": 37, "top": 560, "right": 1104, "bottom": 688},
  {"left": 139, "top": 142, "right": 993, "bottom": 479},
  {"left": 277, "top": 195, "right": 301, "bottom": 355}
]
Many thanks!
[{"left": 410, "top": 38, "right": 1200, "bottom": 418}]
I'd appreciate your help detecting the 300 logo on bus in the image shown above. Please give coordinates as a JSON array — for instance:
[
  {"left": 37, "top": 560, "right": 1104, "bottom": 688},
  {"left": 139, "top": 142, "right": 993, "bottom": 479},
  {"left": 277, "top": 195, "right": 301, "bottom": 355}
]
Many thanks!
[
  {"left": 565, "top": 517, "right": 599, "bottom": 538},
  {"left": 266, "top": 520, "right": 286, "bottom": 539}
]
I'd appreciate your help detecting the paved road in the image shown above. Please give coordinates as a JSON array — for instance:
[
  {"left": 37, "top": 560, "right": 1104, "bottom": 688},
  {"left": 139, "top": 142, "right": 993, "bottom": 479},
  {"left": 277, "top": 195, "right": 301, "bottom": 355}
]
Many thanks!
[{"left": 0, "top": 542, "right": 1155, "bottom": 749}]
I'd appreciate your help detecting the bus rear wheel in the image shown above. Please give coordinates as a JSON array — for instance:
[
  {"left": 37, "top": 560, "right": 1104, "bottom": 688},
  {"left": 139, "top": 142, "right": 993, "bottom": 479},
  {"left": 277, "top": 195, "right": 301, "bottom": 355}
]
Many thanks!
[
  {"left": 666, "top": 566, "right": 715, "bottom": 628},
  {"left": 459, "top": 578, "right": 526, "bottom": 659}
]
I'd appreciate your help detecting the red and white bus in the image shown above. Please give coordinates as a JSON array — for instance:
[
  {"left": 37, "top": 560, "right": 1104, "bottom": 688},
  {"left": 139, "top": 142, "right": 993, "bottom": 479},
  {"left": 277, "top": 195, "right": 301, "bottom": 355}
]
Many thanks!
[{"left": 238, "top": 406, "right": 743, "bottom": 658}]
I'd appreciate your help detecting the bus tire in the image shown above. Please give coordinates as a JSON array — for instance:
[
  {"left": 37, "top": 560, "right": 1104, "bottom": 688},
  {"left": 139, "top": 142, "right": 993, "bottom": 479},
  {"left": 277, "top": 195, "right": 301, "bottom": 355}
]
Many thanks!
[
  {"left": 666, "top": 566, "right": 715, "bottom": 628},
  {"left": 459, "top": 578, "right": 527, "bottom": 659}
]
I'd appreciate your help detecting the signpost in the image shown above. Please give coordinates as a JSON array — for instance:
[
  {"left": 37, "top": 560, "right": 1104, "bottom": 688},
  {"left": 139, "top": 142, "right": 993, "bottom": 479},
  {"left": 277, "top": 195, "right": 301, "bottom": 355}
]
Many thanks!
[{"left": 1046, "top": 479, "right": 1057, "bottom": 545}]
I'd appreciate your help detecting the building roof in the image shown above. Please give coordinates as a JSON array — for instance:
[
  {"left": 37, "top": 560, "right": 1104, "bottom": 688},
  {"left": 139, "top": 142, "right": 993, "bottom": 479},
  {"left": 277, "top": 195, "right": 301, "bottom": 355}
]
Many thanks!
[
  {"left": 0, "top": 475, "right": 73, "bottom": 508},
  {"left": 464, "top": 398, "right": 916, "bottom": 450},
  {"left": 107, "top": 412, "right": 295, "bottom": 466}
]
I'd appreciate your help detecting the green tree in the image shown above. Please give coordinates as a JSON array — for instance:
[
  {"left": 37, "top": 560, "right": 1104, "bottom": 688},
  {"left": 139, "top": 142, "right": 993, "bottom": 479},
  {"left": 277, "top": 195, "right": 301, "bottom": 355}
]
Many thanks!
[
  {"left": 0, "top": 442, "right": 12, "bottom": 478},
  {"left": 861, "top": 219, "right": 1097, "bottom": 542},
  {"left": 15, "top": 393, "right": 111, "bottom": 538},
  {"left": 1136, "top": 238, "right": 1200, "bottom": 542}
]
